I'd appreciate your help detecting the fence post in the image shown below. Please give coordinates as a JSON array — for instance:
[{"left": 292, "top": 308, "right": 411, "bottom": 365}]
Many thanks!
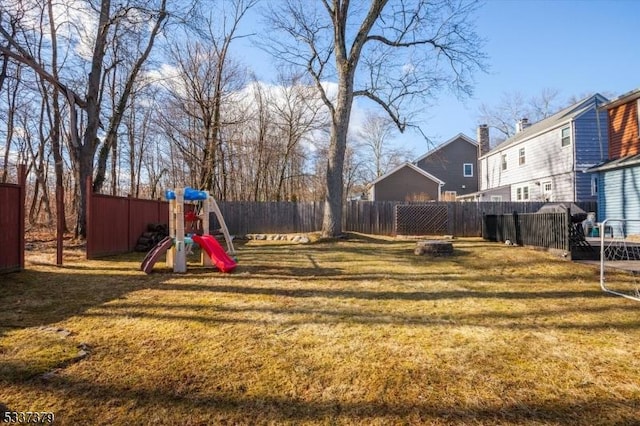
[
  {"left": 17, "top": 164, "right": 26, "bottom": 271},
  {"left": 85, "top": 176, "right": 92, "bottom": 259},
  {"left": 513, "top": 211, "right": 522, "bottom": 245},
  {"left": 564, "top": 209, "right": 571, "bottom": 252},
  {"left": 56, "top": 184, "right": 64, "bottom": 266}
]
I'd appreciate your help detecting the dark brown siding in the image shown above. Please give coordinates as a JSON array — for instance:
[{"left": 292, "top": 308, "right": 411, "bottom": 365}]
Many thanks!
[
  {"left": 0, "top": 166, "right": 25, "bottom": 273},
  {"left": 608, "top": 100, "right": 640, "bottom": 159},
  {"left": 373, "top": 166, "right": 440, "bottom": 201}
]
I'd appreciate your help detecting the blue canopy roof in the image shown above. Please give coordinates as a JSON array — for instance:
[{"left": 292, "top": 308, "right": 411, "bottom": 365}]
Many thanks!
[{"left": 165, "top": 187, "right": 209, "bottom": 201}]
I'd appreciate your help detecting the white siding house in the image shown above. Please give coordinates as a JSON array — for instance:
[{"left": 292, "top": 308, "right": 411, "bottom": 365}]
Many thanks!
[{"left": 478, "top": 94, "right": 608, "bottom": 202}]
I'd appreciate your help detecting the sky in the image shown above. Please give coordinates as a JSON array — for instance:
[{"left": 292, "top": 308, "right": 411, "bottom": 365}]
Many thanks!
[{"left": 233, "top": 0, "right": 640, "bottom": 156}]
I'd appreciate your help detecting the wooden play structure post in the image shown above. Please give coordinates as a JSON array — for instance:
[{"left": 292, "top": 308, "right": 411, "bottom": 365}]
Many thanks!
[
  {"left": 209, "top": 197, "right": 235, "bottom": 256},
  {"left": 163, "top": 187, "right": 236, "bottom": 273},
  {"left": 141, "top": 187, "right": 236, "bottom": 274},
  {"left": 172, "top": 189, "right": 187, "bottom": 273}
]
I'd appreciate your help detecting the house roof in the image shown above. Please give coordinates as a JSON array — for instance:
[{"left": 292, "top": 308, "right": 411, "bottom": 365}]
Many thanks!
[
  {"left": 413, "top": 133, "right": 477, "bottom": 164},
  {"left": 480, "top": 93, "right": 608, "bottom": 159},
  {"left": 369, "top": 162, "right": 445, "bottom": 186},
  {"left": 599, "top": 88, "right": 640, "bottom": 110},
  {"left": 586, "top": 153, "right": 640, "bottom": 173}
]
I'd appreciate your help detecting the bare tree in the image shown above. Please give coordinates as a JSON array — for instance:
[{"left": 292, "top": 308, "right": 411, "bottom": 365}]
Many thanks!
[
  {"left": 198, "top": 0, "right": 258, "bottom": 198},
  {"left": 356, "top": 110, "right": 412, "bottom": 181},
  {"left": 1, "top": 61, "right": 21, "bottom": 183},
  {"left": 0, "top": 0, "right": 180, "bottom": 237},
  {"left": 264, "top": 0, "right": 485, "bottom": 236},
  {"left": 477, "top": 88, "right": 561, "bottom": 146},
  {"left": 270, "top": 74, "right": 329, "bottom": 201}
]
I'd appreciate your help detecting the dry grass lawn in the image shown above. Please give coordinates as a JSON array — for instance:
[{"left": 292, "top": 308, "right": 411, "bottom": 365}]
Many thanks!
[{"left": 1, "top": 234, "right": 639, "bottom": 425}]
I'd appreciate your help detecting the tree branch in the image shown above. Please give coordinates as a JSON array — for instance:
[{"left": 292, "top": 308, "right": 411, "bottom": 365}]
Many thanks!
[
  {"left": 353, "top": 89, "right": 405, "bottom": 132},
  {"left": 0, "top": 45, "right": 87, "bottom": 108}
]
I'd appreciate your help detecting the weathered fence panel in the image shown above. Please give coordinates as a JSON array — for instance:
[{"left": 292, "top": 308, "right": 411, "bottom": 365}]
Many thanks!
[
  {"left": 215, "top": 201, "right": 324, "bottom": 235},
  {"left": 385, "top": 200, "right": 584, "bottom": 237},
  {"left": 0, "top": 165, "right": 26, "bottom": 273},
  {"left": 343, "top": 201, "right": 397, "bottom": 235},
  {"left": 87, "top": 198, "right": 598, "bottom": 257},
  {"left": 215, "top": 200, "right": 597, "bottom": 237}
]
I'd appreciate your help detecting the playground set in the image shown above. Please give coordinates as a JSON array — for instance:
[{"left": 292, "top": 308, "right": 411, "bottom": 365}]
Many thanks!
[{"left": 141, "top": 188, "right": 237, "bottom": 274}]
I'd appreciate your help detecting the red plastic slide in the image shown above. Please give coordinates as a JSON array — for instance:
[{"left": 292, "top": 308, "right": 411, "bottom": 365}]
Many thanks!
[{"left": 192, "top": 234, "right": 237, "bottom": 273}]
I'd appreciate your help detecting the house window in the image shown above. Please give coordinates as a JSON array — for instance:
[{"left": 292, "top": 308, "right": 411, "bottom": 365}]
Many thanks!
[
  {"left": 519, "top": 148, "right": 526, "bottom": 165},
  {"left": 516, "top": 186, "right": 530, "bottom": 201},
  {"left": 561, "top": 126, "right": 571, "bottom": 147},
  {"left": 490, "top": 195, "right": 502, "bottom": 201},
  {"left": 591, "top": 175, "right": 598, "bottom": 196},
  {"left": 501, "top": 154, "right": 507, "bottom": 171},
  {"left": 463, "top": 163, "right": 473, "bottom": 177}
]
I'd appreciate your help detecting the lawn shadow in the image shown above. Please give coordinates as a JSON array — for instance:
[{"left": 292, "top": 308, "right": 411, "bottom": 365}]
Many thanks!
[
  {"left": 0, "top": 268, "right": 168, "bottom": 337},
  {"left": 83, "top": 297, "right": 640, "bottom": 331},
  {"left": 4, "top": 373, "right": 639, "bottom": 425},
  {"left": 158, "top": 281, "right": 605, "bottom": 302}
]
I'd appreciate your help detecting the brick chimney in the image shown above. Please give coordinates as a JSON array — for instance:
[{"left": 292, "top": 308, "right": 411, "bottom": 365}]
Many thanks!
[
  {"left": 516, "top": 118, "right": 531, "bottom": 133},
  {"left": 477, "top": 124, "right": 490, "bottom": 156}
]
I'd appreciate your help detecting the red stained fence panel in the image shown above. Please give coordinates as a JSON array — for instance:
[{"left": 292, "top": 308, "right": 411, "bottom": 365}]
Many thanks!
[
  {"left": 87, "top": 192, "right": 168, "bottom": 259},
  {"left": 0, "top": 166, "right": 26, "bottom": 273}
]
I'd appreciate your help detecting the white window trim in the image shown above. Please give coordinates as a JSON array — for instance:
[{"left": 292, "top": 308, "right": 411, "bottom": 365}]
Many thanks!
[
  {"left": 519, "top": 148, "right": 526, "bottom": 166},
  {"left": 561, "top": 126, "right": 571, "bottom": 147},
  {"left": 490, "top": 195, "right": 502, "bottom": 201},
  {"left": 516, "top": 185, "right": 530, "bottom": 201},
  {"left": 463, "top": 163, "right": 473, "bottom": 177},
  {"left": 591, "top": 175, "right": 598, "bottom": 196},
  {"left": 501, "top": 154, "right": 507, "bottom": 171}
]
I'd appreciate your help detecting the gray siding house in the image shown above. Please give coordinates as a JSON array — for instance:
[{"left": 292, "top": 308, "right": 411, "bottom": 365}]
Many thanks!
[
  {"left": 414, "top": 133, "right": 479, "bottom": 198},
  {"left": 368, "top": 133, "right": 478, "bottom": 201},
  {"left": 368, "top": 163, "right": 444, "bottom": 201},
  {"left": 477, "top": 94, "right": 609, "bottom": 202}
]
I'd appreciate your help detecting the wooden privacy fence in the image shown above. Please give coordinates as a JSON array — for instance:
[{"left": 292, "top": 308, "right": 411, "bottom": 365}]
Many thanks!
[
  {"left": 87, "top": 198, "right": 598, "bottom": 257},
  {"left": 342, "top": 201, "right": 396, "bottom": 235},
  {"left": 87, "top": 192, "right": 168, "bottom": 258},
  {"left": 215, "top": 201, "right": 324, "bottom": 235},
  {"left": 0, "top": 165, "right": 26, "bottom": 273},
  {"left": 215, "top": 200, "right": 597, "bottom": 237},
  {"left": 213, "top": 201, "right": 597, "bottom": 237},
  {"left": 483, "top": 212, "right": 570, "bottom": 251},
  {"left": 347, "top": 201, "right": 550, "bottom": 237}
]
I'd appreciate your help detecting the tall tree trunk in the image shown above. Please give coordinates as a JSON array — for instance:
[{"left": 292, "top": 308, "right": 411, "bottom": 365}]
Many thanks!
[
  {"left": 72, "top": 0, "right": 111, "bottom": 238},
  {"left": 47, "top": 0, "right": 67, "bottom": 235},
  {"left": 323, "top": 72, "right": 354, "bottom": 237},
  {"left": 92, "top": 0, "right": 167, "bottom": 195},
  {"left": 1, "top": 66, "right": 19, "bottom": 183}
]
